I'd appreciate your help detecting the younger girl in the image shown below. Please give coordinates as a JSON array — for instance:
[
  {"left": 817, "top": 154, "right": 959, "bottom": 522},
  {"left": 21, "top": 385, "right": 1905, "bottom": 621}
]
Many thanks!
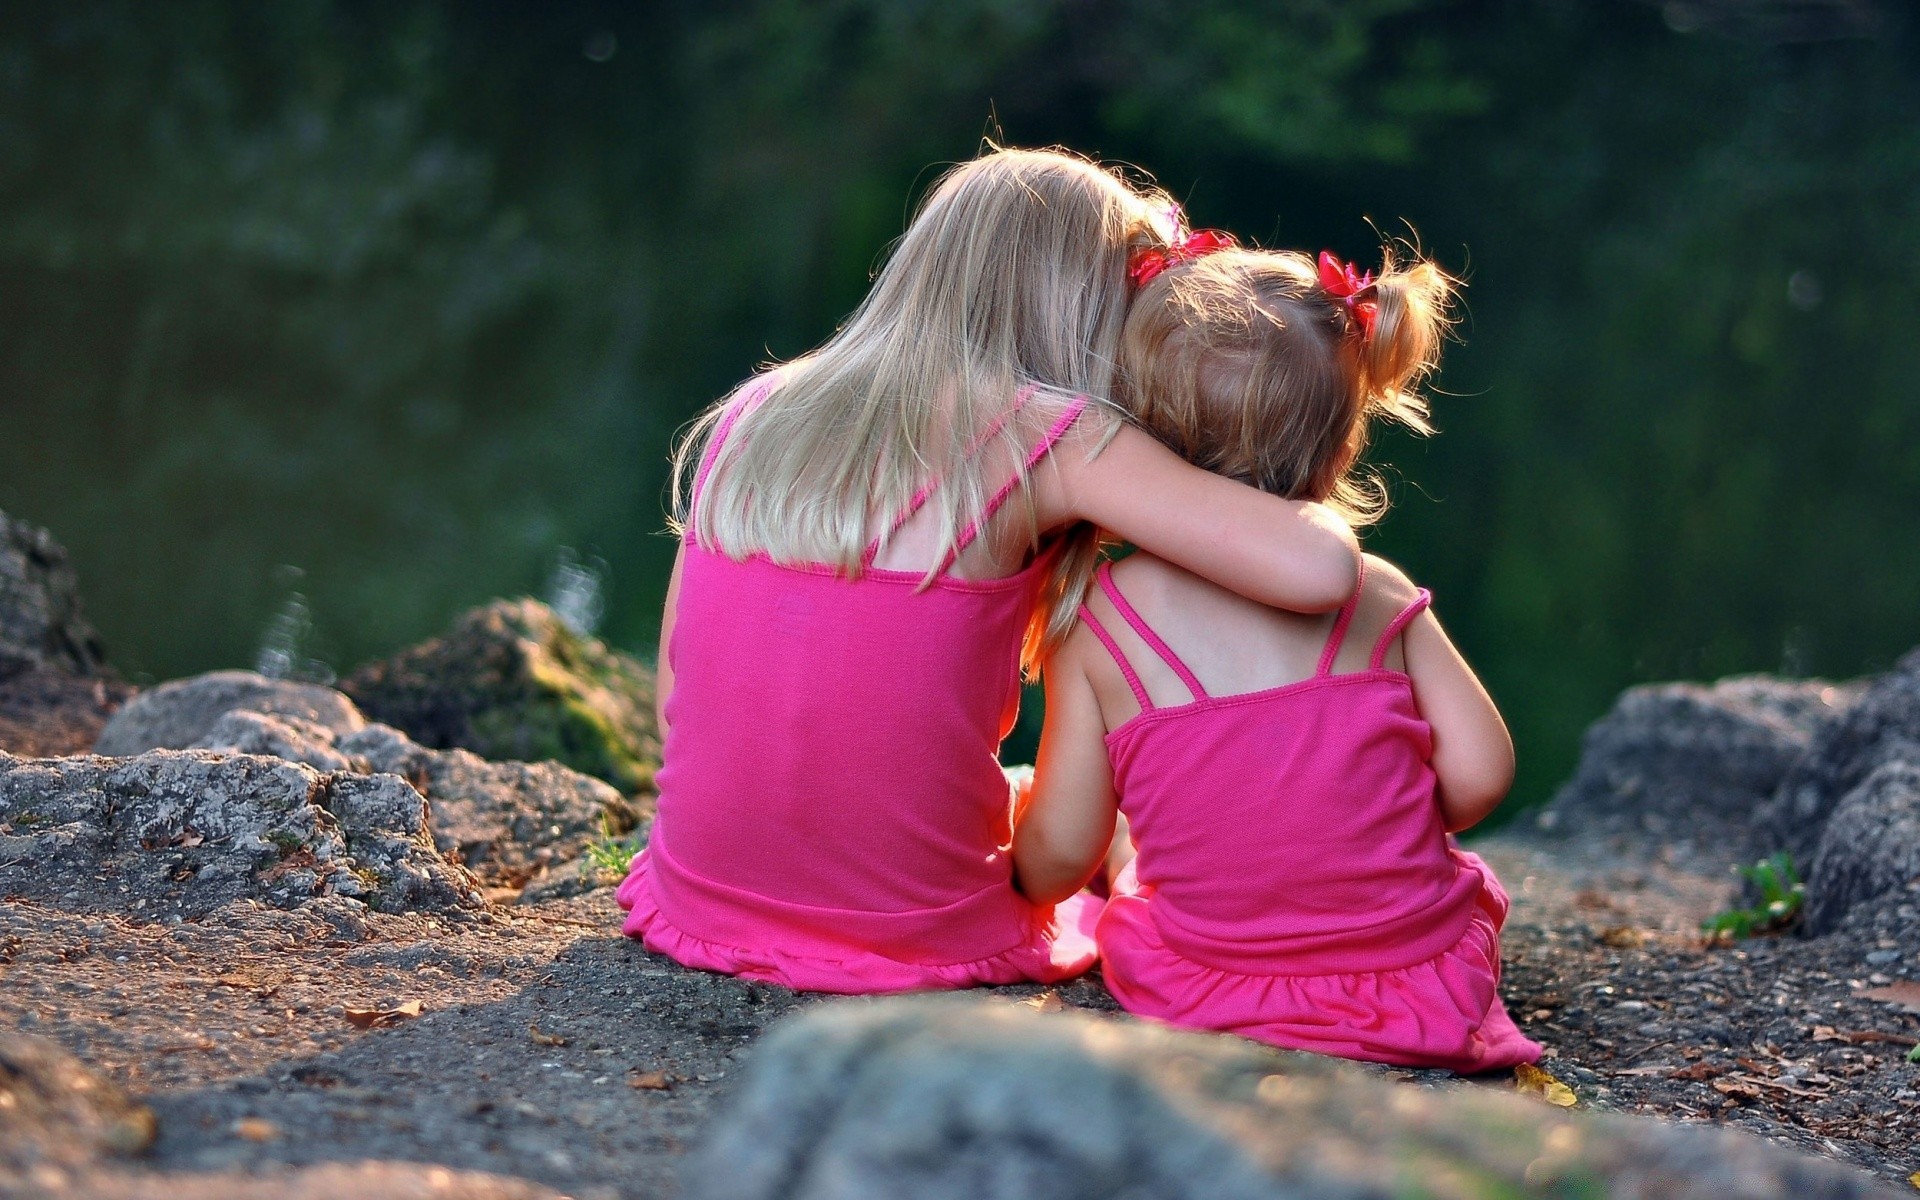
[
  {"left": 617, "top": 149, "right": 1362, "bottom": 994},
  {"left": 1014, "top": 242, "right": 1541, "bottom": 1071}
]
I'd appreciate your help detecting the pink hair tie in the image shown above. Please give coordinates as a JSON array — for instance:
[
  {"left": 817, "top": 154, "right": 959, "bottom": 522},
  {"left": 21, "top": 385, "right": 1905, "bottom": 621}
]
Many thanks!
[
  {"left": 1129, "top": 228, "right": 1238, "bottom": 290},
  {"left": 1317, "top": 250, "right": 1380, "bottom": 339}
]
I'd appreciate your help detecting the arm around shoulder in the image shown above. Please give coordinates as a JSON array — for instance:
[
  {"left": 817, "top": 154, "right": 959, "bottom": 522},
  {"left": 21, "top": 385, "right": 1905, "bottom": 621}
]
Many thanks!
[{"left": 1045, "top": 423, "right": 1359, "bottom": 614}]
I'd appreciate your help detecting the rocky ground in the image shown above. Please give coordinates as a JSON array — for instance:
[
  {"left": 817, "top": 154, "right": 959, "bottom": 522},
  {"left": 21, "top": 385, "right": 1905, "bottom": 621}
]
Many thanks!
[{"left": 2, "top": 508, "right": 1917, "bottom": 1197}]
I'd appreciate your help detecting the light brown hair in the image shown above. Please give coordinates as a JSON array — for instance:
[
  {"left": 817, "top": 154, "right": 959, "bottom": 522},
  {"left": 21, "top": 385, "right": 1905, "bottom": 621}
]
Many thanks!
[{"left": 1116, "top": 245, "right": 1455, "bottom": 524}]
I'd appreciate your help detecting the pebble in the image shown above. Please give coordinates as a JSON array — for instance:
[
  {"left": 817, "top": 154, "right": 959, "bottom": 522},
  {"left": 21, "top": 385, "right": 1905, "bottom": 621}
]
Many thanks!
[{"left": 1863, "top": 949, "right": 1899, "bottom": 967}]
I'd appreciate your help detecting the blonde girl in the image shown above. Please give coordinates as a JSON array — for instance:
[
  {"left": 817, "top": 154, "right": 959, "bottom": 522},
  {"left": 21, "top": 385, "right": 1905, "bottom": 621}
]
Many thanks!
[
  {"left": 1014, "top": 242, "right": 1541, "bottom": 1070},
  {"left": 616, "top": 149, "right": 1359, "bottom": 994}
]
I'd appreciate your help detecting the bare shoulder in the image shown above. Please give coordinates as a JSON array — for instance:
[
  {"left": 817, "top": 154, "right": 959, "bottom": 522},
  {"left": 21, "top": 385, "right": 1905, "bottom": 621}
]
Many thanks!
[{"left": 1360, "top": 553, "right": 1422, "bottom": 610}]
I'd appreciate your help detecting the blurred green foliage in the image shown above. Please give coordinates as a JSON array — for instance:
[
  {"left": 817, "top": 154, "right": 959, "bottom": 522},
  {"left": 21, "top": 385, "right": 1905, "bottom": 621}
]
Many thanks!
[{"left": 0, "top": 1, "right": 1915, "bottom": 811}]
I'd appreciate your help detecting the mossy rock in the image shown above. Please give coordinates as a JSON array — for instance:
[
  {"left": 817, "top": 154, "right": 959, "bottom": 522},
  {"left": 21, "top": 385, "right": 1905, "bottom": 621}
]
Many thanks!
[{"left": 342, "top": 599, "right": 659, "bottom": 795}]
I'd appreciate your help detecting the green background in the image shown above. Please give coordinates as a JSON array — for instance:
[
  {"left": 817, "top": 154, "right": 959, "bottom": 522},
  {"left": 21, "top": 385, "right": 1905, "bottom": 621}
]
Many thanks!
[{"left": 2, "top": 1, "right": 1915, "bottom": 814}]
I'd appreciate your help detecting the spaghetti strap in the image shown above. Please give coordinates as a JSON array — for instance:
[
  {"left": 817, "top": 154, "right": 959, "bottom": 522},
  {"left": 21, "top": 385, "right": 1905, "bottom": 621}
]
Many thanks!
[
  {"left": 1078, "top": 605, "right": 1152, "bottom": 713},
  {"left": 1096, "top": 562, "right": 1208, "bottom": 703},
  {"left": 692, "top": 375, "right": 777, "bottom": 508},
  {"left": 861, "top": 388, "right": 1042, "bottom": 569},
  {"left": 943, "top": 396, "right": 1090, "bottom": 567},
  {"left": 1314, "top": 557, "right": 1368, "bottom": 677},
  {"left": 1370, "top": 589, "right": 1432, "bottom": 671}
]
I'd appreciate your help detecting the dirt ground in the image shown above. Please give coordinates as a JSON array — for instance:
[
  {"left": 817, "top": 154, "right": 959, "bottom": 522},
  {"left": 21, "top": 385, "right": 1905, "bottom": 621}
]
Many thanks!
[{"left": 2, "top": 832, "right": 1916, "bottom": 1197}]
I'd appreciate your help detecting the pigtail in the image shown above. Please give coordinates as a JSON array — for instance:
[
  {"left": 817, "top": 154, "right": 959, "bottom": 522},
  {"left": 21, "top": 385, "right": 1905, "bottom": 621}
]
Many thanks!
[{"left": 1353, "top": 250, "right": 1454, "bottom": 435}]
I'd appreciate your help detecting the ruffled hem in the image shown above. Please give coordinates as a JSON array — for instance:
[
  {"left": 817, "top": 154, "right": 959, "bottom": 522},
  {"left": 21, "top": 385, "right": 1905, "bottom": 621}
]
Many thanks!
[
  {"left": 615, "top": 849, "right": 1100, "bottom": 995},
  {"left": 1097, "top": 857, "right": 1541, "bottom": 1074}
]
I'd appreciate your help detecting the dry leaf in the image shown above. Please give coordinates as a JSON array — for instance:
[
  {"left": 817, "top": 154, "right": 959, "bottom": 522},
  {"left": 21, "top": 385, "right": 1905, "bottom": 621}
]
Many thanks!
[
  {"left": 1859, "top": 981, "right": 1920, "bottom": 1014},
  {"left": 1513, "top": 1062, "right": 1578, "bottom": 1107},
  {"left": 1666, "top": 1062, "right": 1724, "bottom": 1081},
  {"left": 343, "top": 1000, "right": 424, "bottom": 1030},
  {"left": 232, "top": 1117, "right": 280, "bottom": 1142},
  {"left": 1711, "top": 1079, "right": 1759, "bottom": 1104},
  {"left": 1595, "top": 925, "right": 1644, "bottom": 949},
  {"left": 628, "top": 1070, "right": 672, "bottom": 1091},
  {"left": 1907, "top": 1169, "right": 1919, "bottom": 1190},
  {"left": 1020, "top": 991, "right": 1064, "bottom": 1015},
  {"left": 529, "top": 1024, "right": 568, "bottom": 1047},
  {"left": 1810, "top": 1025, "right": 1918, "bottom": 1048}
]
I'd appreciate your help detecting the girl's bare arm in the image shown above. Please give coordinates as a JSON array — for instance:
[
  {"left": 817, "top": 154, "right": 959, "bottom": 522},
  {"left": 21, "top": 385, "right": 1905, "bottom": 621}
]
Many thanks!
[
  {"left": 655, "top": 543, "right": 685, "bottom": 739},
  {"left": 1402, "top": 604, "right": 1515, "bottom": 832},
  {"left": 1013, "top": 646, "right": 1120, "bottom": 906},
  {"left": 1037, "top": 423, "right": 1359, "bottom": 614}
]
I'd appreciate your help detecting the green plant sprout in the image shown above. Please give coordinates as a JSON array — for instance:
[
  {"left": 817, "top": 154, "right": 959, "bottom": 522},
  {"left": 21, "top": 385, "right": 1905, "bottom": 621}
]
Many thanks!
[
  {"left": 1702, "top": 852, "right": 1805, "bottom": 941},
  {"left": 584, "top": 812, "right": 649, "bottom": 879}
]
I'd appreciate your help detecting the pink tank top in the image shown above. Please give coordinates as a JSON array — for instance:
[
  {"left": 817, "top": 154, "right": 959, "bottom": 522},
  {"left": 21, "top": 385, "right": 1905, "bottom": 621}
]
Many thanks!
[
  {"left": 1081, "top": 560, "right": 1483, "bottom": 973},
  {"left": 617, "top": 379, "right": 1100, "bottom": 992}
]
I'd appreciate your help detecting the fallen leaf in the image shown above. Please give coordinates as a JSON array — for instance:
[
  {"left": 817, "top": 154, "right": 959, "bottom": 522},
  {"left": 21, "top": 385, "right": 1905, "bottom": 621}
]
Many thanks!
[
  {"left": 232, "top": 1117, "right": 280, "bottom": 1142},
  {"left": 1859, "top": 981, "right": 1920, "bottom": 1014},
  {"left": 1666, "top": 1062, "right": 1725, "bottom": 1082},
  {"left": 628, "top": 1070, "right": 672, "bottom": 1091},
  {"left": 1810, "top": 1025, "right": 1919, "bottom": 1048},
  {"left": 1595, "top": 925, "right": 1644, "bottom": 949},
  {"left": 1020, "top": 991, "right": 1064, "bottom": 1015},
  {"left": 1710, "top": 1079, "right": 1759, "bottom": 1104},
  {"left": 529, "top": 1024, "right": 568, "bottom": 1047},
  {"left": 1513, "top": 1063, "right": 1577, "bottom": 1108},
  {"left": 1725, "top": 1072, "right": 1830, "bottom": 1099},
  {"left": 1908, "top": 1169, "right": 1919, "bottom": 1190},
  {"left": 343, "top": 1000, "right": 424, "bottom": 1030}
]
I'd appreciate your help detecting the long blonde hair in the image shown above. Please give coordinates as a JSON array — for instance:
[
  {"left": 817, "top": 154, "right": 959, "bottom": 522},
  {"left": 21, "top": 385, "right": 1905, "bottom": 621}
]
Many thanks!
[
  {"left": 1117, "top": 245, "right": 1456, "bottom": 524},
  {"left": 672, "top": 147, "right": 1169, "bottom": 664}
]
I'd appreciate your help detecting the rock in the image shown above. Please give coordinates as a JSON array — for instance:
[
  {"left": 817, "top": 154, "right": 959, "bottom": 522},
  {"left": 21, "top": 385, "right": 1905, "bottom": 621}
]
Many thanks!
[
  {"left": 0, "top": 510, "right": 106, "bottom": 679},
  {"left": 0, "top": 1032, "right": 156, "bottom": 1182},
  {"left": 337, "top": 723, "right": 641, "bottom": 887},
  {"left": 0, "top": 665, "right": 133, "bottom": 757},
  {"left": 193, "top": 709, "right": 356, "bottom": 773},
  {"left": 62, "top": 1163, "right": 567, "bottom": 1199},
  {"left": 1761, "top": 649, "right": 1920, "bottom": 864},
  {"left": 1536, "top": 675, "right": 1852, "bottom": 866},
  {"left": 183, "top": 707, "right": 640, "bottom": 887},
  {"left": 0, "top": 749, "right": 483, "bottom": 917},
  {"left": 343, "top": 599, "right": 659, "bottom": 795},
  {"left": 1803, "top": 759, "right": 1920, "bottom": 934},
  {"left": 687, "top": 998, "right": 1901, "bottom": 1200},
  {"left": 96, "top": 670, "right": 365, "bottom": 757}
]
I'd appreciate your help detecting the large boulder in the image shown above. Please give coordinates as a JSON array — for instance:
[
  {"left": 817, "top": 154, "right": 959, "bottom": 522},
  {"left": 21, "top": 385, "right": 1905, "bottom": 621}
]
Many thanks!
[
  {"left": 189, "top": 709, "right": 639, "bottom": 887},
  {"left": 1760, "top": 649, "right": 1920, "bottom": 864},
  {"left": 0, "top": 749, "right": 484, "bottom": 917},
  {"left": 0, "top": 510, "right": 105, "bottom": 679},
  {"left": 687, "top": 998, "right": 1898, "bottom": 1200},
  {"left": 1535, "top": 675, "right": 1851, "bottom": 866},
  {"left": 342, "top": 599, "right": 660, "bottom": 795},
  {"left": 95, "top": 670, "right": 364, "bottom": 757},
  {"left": 1802, "top": 759, "right": 1920, "bottom": 935}
]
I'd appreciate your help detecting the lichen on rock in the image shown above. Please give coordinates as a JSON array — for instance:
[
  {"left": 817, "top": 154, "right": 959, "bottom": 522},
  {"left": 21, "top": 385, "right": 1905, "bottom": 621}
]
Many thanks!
[
  {"left": 0, "top": 748, "right": 484, "bottom": 918},
  {"left": 341, "top": 599, "right": 660, "bottom": 796},
  {"left": 95, "top": 670, "right": 364, "bottom": 757}
]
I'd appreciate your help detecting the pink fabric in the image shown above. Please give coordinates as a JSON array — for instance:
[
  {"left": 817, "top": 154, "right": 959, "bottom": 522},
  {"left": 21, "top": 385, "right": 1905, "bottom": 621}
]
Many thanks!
[
  {"left": 1086, "top": 562, "right": 1541, "bottom": 1072},
  {"left": 617, "top": 380, "right": 1100, "bottom": 993}
]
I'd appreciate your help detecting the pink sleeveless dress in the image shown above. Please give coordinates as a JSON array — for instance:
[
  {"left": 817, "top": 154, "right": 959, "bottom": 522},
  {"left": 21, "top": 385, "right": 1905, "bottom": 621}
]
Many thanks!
[
  {"left": 1082, "top": 561, "right": 1541, "bottom": 1072},
  {"left": 616, "top": 380, "right": 1100, "bottom": 993}
]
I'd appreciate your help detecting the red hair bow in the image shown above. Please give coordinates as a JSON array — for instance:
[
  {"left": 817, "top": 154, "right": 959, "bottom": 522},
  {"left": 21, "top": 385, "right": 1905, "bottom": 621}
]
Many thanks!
[
  {"left": 1129, "top": 228, "right": 1237, "bottom": 290},
  {"left": 1317, "top": 250, "right": 1379, "bottom": 339}
]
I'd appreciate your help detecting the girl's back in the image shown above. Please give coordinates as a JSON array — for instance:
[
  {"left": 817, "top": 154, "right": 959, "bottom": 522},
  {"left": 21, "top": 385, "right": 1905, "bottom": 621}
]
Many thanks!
[{"left": 1080, "top": 553, "right": 1482, "bottom": 972}]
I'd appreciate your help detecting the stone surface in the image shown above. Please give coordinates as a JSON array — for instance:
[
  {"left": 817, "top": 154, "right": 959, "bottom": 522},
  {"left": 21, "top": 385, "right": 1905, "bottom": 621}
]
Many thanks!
[
  {"left": 0, "top": 510, "right": 106, "bottom": 679},
  {"left": 96, "top": 671, "right": 365, "bottom": 757},
  {"left": 0, "top": 749, "right": 483, "bottom": 917},
  {"left": 55, "top": 1163, "right": 567, "bottom": 1199},
  {"left": 1536, "top": 674, "right": 1852, "bottom": 867},
  {"left": 336, "top": 722, "right": 640, "bottom": 887},
  {"left": 181, "top": 707, "right": 640, "bottom": 888},
  {"left": 1803, "top": 759, "right": 1920, "bottom": 934},
  {"left": 687, "top": 998, "right": 1900, "bottom": 1200},
  {"left": 1761, "top": 649, "right": 1920, "bottom": 864},
  {"left": 343, "top": 600, "right": 660, "bottom": 795},
  {"left": 0, "top": 1032, "right": 156, "bottom": 1182}
]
